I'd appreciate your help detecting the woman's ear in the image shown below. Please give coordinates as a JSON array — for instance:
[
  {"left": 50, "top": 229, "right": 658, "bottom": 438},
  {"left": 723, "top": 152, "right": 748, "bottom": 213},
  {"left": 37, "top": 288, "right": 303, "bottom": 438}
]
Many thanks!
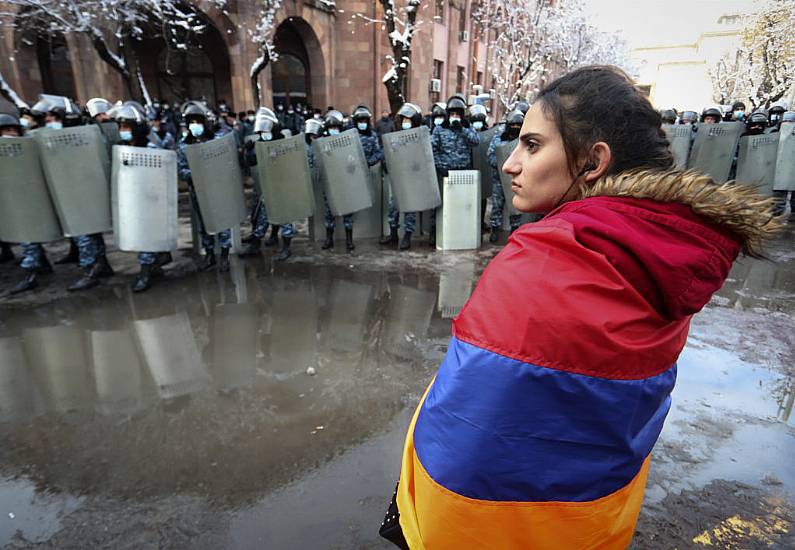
[{"left": 583, "top": 142, "right": 611, "bottom": 184}]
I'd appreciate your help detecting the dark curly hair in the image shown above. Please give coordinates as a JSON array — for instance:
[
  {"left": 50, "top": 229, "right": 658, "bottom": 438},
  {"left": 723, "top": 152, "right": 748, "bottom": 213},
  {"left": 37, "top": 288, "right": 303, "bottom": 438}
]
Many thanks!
[{"left": 536, "top": 65, "right": 674, "bottom": 177}]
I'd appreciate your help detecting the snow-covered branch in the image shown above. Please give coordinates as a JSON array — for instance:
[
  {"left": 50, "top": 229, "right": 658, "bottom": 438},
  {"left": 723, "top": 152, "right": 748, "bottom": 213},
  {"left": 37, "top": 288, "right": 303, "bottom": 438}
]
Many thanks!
[{"left": 0, "top": 69, "right": 29, "bottom": 109}]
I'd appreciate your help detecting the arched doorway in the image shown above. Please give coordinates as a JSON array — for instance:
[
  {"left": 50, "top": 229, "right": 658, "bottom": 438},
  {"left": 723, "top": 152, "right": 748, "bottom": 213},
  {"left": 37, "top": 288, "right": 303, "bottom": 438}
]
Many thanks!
[
  {"left": 14, "top": 13, "right": 77, "bottom": 100},
  {"left": 136, "top": 15, "right": 232, "bottom": 107},
  {"left": 272, "top": 22, "right": 311, "bottom": 109}
]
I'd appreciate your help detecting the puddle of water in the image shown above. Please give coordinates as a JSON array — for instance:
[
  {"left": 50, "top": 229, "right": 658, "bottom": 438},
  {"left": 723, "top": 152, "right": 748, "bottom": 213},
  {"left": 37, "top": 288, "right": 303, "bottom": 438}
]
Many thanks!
[{"left": 0, "top": 477, "right": 81, "bottom": 544}]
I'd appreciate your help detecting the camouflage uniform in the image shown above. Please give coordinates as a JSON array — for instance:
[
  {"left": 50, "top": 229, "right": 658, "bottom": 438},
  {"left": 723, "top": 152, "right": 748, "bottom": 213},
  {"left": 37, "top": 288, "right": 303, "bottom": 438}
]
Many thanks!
[
  {"left": 487, "top": 131, "right": 522, "bottom": 230},
  {"left": 386, "top": 199, "right": 417, "bottom": 233},
  {"left": 77, "top": 233, "right": 106, "bottom": 267},
  {"left": 178, "top": 130, "right": 233, "bottom": 251},
  {"left": 19, "top": 243, "right": 47, "bottom": 270},
  {"left": 429, "top": 123, "right": 480, "bottom": 226}
]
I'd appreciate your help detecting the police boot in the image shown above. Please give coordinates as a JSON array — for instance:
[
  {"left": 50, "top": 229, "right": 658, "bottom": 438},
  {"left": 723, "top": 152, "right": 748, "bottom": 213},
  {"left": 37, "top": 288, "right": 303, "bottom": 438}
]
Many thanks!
[
  {"left": 489, "top": 227, "right": 499, "bottom": 243},
  {"left": 241, "top": 233, "right": 257, "bottom": 244},
  {"left": 200, "top": 249, "right": 216, "bottom": 271},
  {"left": 276, "top": 237, "right": 292, "bottom": 262},
  {"left": 380, "top": 227, "right": 398, "bottom": 246},
  {"left": 55, "top": 239, "right": 79, "bottom": 264},
  {"left": 264, "top": 225, "right": 280, "bottom": 247},
  {"left": 9, "top": 270, "right": 39, "bottom": 295},
  {"left": 345, "top": 228, "right": 355, "bottom": 251},
  {"left": 219, "top": 248, "right": 230, "bottom": 272},
  {"left": 321, "top": 228, "right": 334, "bottom": 250},
  {"left": 94, "top": 255, "right": 114, "bottom": 278},
  {"left": 68, "top": 264, "right": 101, "bottom": 292},
  {"left": 399, "top": 231, "right": 412, "bottom": 251},
  {"left": 132, "top": 264, "right": 154, "bottom": 293},
  {"left": 0, "top": 242, "right": 14, "bottom": 264},
  {"left": 428, "top": 228, "right": 436, "bottom": 247},
  {"left": 239, "top": 238, "right": 262, "bottom": 257},
  {"left": 156, "top": 252, "right": 173, "bottom": 267}
]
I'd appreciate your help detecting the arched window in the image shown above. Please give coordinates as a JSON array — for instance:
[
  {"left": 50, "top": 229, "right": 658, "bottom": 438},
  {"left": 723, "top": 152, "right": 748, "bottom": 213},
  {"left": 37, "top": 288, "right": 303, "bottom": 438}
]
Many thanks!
[
  {"left": 37, "top": 33, "right": 76, "bottom": 99},
  {"left": 272, "top": 53, "right": 308, "bottom": 107}
]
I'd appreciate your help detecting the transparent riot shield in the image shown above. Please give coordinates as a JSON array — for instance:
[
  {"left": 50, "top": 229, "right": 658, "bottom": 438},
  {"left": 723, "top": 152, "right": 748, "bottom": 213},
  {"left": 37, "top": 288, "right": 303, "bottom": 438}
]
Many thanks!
[
  {"left": 381, "top": 126, "right": 441, "bottom": 212},
  {"left": 662, "top": 124, "right": 693, "bottom": 169},
  {"left": 313, "top": 129, "right": 373, "bottom": 216},
  {"left": 111, "top": 145, "right": 178, "bottom": 252},
  {"left": 0, "top": 137, "right": 62, "bottom": 243},
  {"left": 183, "top": 132, "right": 247, "bottom": 233},
  {"left": 687, "top": 122, "right": 743, "bottom": 182},
  {"left": 255, "top": 134, "right": 316, "bottom": 224},
  {"left": 34, "top": 125, "right": 112, "bottom": 236},
  {"left": 736, "top": 134, "right": 779, "bottom": 195},
  {"left": 436, "top": 170, "right": 481, "bottom": 250}
]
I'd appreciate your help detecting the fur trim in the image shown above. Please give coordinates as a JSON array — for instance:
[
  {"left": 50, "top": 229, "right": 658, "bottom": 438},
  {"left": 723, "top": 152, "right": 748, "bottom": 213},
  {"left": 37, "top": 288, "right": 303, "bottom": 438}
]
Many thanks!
[{"left": 579, "top": 168, "right": 785, "bottom": 258}]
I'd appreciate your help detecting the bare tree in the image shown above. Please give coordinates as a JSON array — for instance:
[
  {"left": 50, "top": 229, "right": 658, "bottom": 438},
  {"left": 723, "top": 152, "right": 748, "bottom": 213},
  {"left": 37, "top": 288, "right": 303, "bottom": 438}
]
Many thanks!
[
  {"left": 0, "top": 0, "right": 226, "bottom": 103},
  {"left": 710, "top": 0, "right": 795, "bottom": 108},
  {"left": 246, "top": 0, "right": 286, "bottom": 108}
]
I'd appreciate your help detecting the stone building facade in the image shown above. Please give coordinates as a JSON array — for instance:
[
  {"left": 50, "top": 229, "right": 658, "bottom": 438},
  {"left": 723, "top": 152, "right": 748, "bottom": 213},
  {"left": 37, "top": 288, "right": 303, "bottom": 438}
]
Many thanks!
[{"left": 0, "top": 0, "right": 494, "bottom": 116}]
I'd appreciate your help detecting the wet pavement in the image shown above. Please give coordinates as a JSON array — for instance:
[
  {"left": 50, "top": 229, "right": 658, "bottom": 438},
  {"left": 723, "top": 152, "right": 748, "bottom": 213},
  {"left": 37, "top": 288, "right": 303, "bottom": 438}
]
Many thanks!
[{"left": 0, "top": 225, "right": 794, "bottom": 549}]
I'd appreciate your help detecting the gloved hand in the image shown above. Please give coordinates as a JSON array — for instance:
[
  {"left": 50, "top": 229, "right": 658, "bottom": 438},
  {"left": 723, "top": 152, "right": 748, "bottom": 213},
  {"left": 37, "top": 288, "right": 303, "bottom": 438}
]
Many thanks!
[
  {"left": 461, "top": 119, "right": 470, "bottom": 129},
  {"left": 450, "top": 118, "right": 462, "bottom": 130},
  {"left": 245, "top": 140, "right": 256, "bottom": 151}
]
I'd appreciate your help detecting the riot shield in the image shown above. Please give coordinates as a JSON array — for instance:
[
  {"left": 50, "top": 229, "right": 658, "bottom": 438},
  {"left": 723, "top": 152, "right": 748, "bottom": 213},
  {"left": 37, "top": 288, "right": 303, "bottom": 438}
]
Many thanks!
[
  {"left": 436, "top": 170, "right": 481, "bottom": 250},
  {"left": 774, "top": 123, "right": 795, "bottom": 191},
  {"left": 438, "top": 260, "right": 476, "bottom": 319},
  {"left": 472, "top": 126, "right": 500, "bottom": 199},
  {"left": 0, "top": 337, "right": 44, "bottom": 423},
  {"left": 381, "top": 126, "right": 441, "bottom": 212},
  {"left": 496, "top": 139, "right": 521, "bottom": 216},
  {"left": 208, "top": 303, "right": 258, "bottom": 391},
  {"left": 0, "top": 137, "right": 62, "bottom": 243},
  {"left": 91, "top": 328, "right": 146, "bottom": 415},
  {"left": 687, "top": 122, "right": 743, "bottom": 182},
  {"left": 33, "top": 124, "right": 112, "bottom": 236},
  {"left": 184, "top": 132, "right": 247, "bottom": 233},
  {"left": 313, "top": 129, "right": 373, "bottom": 216},
  {"left": 382, "top": 284, "right": 435, "bottom": 360},
  {"left": 111, "top": 145, "right": 178, "bottom": 252},
  {"left": 736, "top": 134, "right": 779, "bottom": 195},
  {"left": 662, "top": 124, "right": 693, "bottom": 169},
  {"left": 355, "top": 162, "right": 385, "bottom": 238},
  {"left": 255, "top": 134, "right": 315, "bottom": 224},
  {"left": 99, "top": 121, "right": 121, "bottom": 147},
  {"left": 134, "top": 312, "right": 209, "bottom": 400}
]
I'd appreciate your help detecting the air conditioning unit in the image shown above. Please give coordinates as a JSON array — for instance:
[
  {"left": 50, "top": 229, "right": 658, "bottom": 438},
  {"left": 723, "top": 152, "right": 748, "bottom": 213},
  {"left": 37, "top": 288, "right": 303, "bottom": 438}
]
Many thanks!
[
  {"left": 459, "top": 30, "right": 469, "bottom": 42},
  {"left": 430, "top": 78, "right": 442, "bottom": 93}
]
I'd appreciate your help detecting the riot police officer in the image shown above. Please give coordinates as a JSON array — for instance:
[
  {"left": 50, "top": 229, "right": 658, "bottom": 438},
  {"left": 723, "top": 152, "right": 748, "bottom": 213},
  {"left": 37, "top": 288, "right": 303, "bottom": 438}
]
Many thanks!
[
  {"left": 429, "top": 102, "right": 447, "bottom": 129},
  {"left": 430, "top": 94, "right": 480, "bottom": 246},
  {"left": 380, "top": 102, "right": 424, "bottom": 250},
  {"left": 742, "top": 110, "right": 768, "bottom": 136},
  {"left": 469, "top": 104, "right": 489, "bottom": 131},
  {"left": 769, "top": 102, "right": 787, "bottom": 129},
  {"left": 240, "top": 107, "right": 295, "bottom": 261},
  {"left": 178, "top": 101, "right": 233, "bottom": 272},
  {"left": 148, "top": 111, "right": 176, "bottom": 150},
  {"left": 660, "top": 109, "right": 677, "bottom": 124},
  {"left": 701, "top": 107, "right": 722, "bottom": 124},
  {"left": 679, "top": 110, "right": 698, "bottom": 126},
  {"left": 320, "top": 109, "right": 357, "bottom": 251},
  {"left": 86, "top": 98, "right": 113, "bottom": 123},
  {"left": 487, "top": 109, "right": 524, "bottom": 242}
]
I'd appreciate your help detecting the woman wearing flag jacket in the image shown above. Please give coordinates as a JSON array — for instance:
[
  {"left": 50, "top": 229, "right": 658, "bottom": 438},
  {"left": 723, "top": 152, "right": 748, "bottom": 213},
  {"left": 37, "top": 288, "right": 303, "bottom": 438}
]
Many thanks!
[
  {"left": 239, "top": 107, "right": 295, "bottom": 262},
  {"left": 381, "top": 65, "right": 781, "bottom": 549}
]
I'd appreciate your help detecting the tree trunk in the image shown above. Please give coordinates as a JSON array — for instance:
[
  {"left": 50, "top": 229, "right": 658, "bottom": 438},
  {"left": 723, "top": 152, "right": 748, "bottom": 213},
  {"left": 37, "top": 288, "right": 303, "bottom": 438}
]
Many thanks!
[
  {"left": 250, "top": 52, "right": 270, "bottom": 109},
  {"left": 0, "top": 69, "right": 28, "bottom": 109}
]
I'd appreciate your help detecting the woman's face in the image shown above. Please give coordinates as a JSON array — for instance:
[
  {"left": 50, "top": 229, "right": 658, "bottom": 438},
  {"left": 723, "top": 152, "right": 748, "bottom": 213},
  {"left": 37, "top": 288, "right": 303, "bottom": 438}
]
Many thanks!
[{"left": 502, "top": 102, "right": 574, "bottom": 214}]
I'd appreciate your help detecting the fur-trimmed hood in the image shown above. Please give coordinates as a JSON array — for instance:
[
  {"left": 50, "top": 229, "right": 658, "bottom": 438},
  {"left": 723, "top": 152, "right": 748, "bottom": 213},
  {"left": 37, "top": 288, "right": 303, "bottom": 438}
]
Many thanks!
[{"left": 545, "top": 168, "right": 784, "bottom": 319}]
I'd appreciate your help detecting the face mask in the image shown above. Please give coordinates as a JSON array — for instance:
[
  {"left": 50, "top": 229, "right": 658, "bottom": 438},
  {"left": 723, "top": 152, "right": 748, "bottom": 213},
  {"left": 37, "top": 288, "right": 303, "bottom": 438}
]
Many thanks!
[
  {"left": 247, "top": 115, "right": 255, "bottom": 122},
  {"left": 473, "top": 121, "right": 484, "bottom": 130},
  {"left": 277, "top": 105, "right": 284, "bottom": 111},
  {"left": 401, "top": 121, "right": 413, "bottom": 130},
  {"left": 119, "top": 130, "right": 133, "bottom": 142},
  {"left": 189, "top": 123, "right": 204, "bottom": 137},
  {"left": 328, "top": 128, "right": 340, "bottom": 136},
  {"left": 288, "top": 109, "right": 294, "bottom": 114},
  {"left": 314, "top": 114, "right": 322, "bottom": 120},
  {"left": 19, "top": 118, "right": 30, "bottom": 128},
  {"left": 261, "top": 132, "right": 272, "bottom": 141},
  {"left": 770, "top": 115, "right": 781, "bottom": 125},
  {"left": 450, "top": 115, "right": 461, "bottom": 123},
  {"left": 357, "top": 122, "right": 368, "bottom": 131},
  {"left": 153, "top": 103, "right": 160, "bottom": 110},
  {"left": 433, "top": 117, "right": 444, "bottom": 126},
  {"left": 46, "top": 121, "right": 63, "bottom": 130},
  {"left": 734, "top": 110, "right": 745, "bottom": 120},
  {"left": 163, "top": 104, "right": 169, "bottom": 110}
]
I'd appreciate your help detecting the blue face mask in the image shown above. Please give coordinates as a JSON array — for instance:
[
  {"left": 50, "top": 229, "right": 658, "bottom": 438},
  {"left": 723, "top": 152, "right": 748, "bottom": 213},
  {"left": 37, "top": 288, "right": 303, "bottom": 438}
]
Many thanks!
[
  {"left": 328, "top": 128, "right": 340, "bottom": 136},
  {"left": 189, "top": 123, "right": 204, "bottom": 137},
  {"left": 357, "top": 122, "right": 368, "bottom": 131},
  {"left": 433, "top": 117, "right": 444, "bottom": 126},
  {"left": 46, "top": 121, "right": 63, "bottom": 130},
  {"left": 119, "top": 130, "right": 133, "bottom": 142},
  {"left": 19, "top": 118, "right": 30, "bottom": 128}
]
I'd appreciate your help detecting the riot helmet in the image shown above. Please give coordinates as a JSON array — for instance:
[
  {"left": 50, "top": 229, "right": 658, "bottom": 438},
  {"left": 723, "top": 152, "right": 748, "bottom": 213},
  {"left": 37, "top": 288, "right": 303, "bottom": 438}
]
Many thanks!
[
  {"left": 182, "top": 101, "right": 209, "bottom": 138},
  {"left": 513, "top": 100, "right": 530, "bottom": 115},
  {"left": 115, "top": 105, "right": 147, "bottom": 144},
  {"left": 469, "top": 104, "right": 488, "bottom": 130},
  {"left": 86, "top": 97, "right": 113, "bottom": 119},
  {"left": 679, "top": 110, "right": 698, "bottom": 125},
  {"left": 397, "top": 102, "right": 422, "bottom": 129},
  {"left": 745, "top": 110, "right": 768, "bottom": 134},
  {"left": 324, "top": 110, "right": 344, "bottom": 135},
  {"left": 782, "top": 111, "right": 795, "bottom": 123},
  {"left": 353, "top": 105, "right": 372, "bottom": 131},
  {"left": 305, "top": 118, "right": 323, "bottom": 137},
  {"left": 254, "top": 107, "right": 278, "bottom": 133},
  {"left": 114, "top": 104, "right": 145, "bottom": 125},
  {"left": 30, "top": 98, "right": 51, "bottom": 118},
  {"left": 0, "top": 113, "right": 22, "bottom": 137},
  {"left": 660, "top": 109, "right": 677, "bottom": 124},
  {"left": 700, "top": 107, "right": 722, "bottom": 124},
  {"left": 769, "top": 101, "right": 787, "bottom": 127},
  {"left": 502, "top": 109, "right": 524, "bottom": 141},
  {"left": 446, "top": 94, "right": 467, "bottom": 116}
]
